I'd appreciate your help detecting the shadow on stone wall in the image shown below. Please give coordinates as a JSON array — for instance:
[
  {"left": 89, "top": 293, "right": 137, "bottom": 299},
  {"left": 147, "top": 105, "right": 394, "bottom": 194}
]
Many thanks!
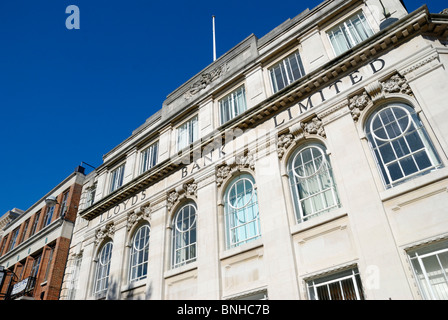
[{"left": 104, "top": 278, "right": 153, "bottom": 300}]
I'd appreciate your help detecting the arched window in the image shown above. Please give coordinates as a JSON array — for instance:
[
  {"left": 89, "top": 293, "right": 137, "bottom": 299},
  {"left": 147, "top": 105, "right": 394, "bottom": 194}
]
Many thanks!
[
  {"left": 172, "top": 202, "right": 197, "bottom": 268},
  {"left": 224, "top": 173, "right": 261, "bottom": 249},
  {"left": 129, "top": 224, "right": 150, "bottom": 283},
  {"left": 287, "top": 143, "right": 340, "bottom": 223},
  {"left": 94, "top": 241, "right": 113, "bottom": 296},
  {"left": 366, "top": 103, "right": 441, "bottom": 188}
]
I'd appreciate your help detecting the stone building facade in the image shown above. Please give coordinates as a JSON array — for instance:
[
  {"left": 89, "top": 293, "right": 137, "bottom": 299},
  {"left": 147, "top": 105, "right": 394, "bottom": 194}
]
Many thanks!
[
  {"left": 60, "top": 0, "right": 448, "bottom": 300},
  {"left": 0, "top": 167, "right": 85, "bottom": 300}
]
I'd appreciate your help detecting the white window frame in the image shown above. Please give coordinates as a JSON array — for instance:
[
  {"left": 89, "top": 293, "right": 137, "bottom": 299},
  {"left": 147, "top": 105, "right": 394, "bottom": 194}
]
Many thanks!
[
  {"left": 327, "top": 11, "right": 374, "bottom": 56},
  {"left": 177, "top": 115, "right": 199, "bottom": 151},
  {"left": 43, "top": 205, "right": 55, "bottom": 227},
  {"left": 140, "top": 141, "right": 158, "bottom": 174},
  {"left": 219, "top": 85, "right": 247, "bottom": 124},
  {"left": 269, "top": 50, "right": 306, "bottom": 93},
  {"left": 109, "top": 163, "right": 125, "bottom": 193},
  {"left": 129, "top": 224, "right": 150, "bottom": 283},
  {"left": 86, "top": 183, "right": 97, "bottom": 208},
  {"left": 307, "top": 268, "right": 364, "bottom": 300},
  {"left": 408, "top": 242, "right": 448, "bottom": 300},
  {"left": 366, "top": 103, "right": 442, "bottom": 188},
  {"left": 224, "top": 174, "right": 261, "bottom": 249},
  {"left": 94, "top": 241, "right": 113, "bottom": 296},
  {"left": 171, "top": 202, "right": 197, "bottom": 268},
  {"left": 59, "top": 190, "right": 69, "bottom": 217},
  {"left": 67, "top": 254, "right": 82, "bottom": 300},
  {"left": 287, "top": 144, "right": 340, "bottom": 223}
]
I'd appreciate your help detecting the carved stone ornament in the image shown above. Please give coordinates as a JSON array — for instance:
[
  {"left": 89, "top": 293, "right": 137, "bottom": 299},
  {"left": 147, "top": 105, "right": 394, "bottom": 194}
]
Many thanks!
[
  {"left": 381, "top": 74, "right": 413, "bottom": 96},
  {"left": 348, "top": 91, "right": 371, "bottom": 122},
  {"left": 184, "top": 63, "right": 229, "bottom": 99},
  {"left": 347, "top": 73, "right": 414, "bottom": 122},
  {"left": 440, "top": 8, "right": 448, "bottom": 14},
  {"left": 94, "top": 223, "right": 115, "bottom": 246},
  {"left": 216, "top": 152, "right": 256, "bottom": 187},
  {"left": 216, "top": 165, "right": 231, "bottom": 187},
  {"left": 167, "top": 180, "right": 198, "bottom": 211},
  {"left": 301, "top": 117, "right": 326, "bottom": 138},
  {"left": 277, "top": 133, "right": 294, "bottom": 159},
  {"left": 126, "top": 203, "right": 151, "bottom": 231},
  {"left": 276, "top": 116, "right": 325, "bottom": 159}
]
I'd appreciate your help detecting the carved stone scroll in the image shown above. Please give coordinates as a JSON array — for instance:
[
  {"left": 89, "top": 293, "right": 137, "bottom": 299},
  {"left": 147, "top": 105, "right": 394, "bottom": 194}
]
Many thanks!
[{"left": 94, "top": 222, "right": 115, "bottom": 246}]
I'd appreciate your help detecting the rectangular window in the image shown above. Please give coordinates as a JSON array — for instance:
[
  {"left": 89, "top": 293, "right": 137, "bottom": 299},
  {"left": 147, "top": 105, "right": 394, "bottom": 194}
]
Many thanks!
[
  {"left": 307, "top": 268, "right": 364, "bottom": 300},
  {"left": 67, "top": 255, "right": 82, "bottom": 300},
  {"left": 31, "top": 254, "right": 42, "bottom": 279},
  {"left": 327, "top": 11, "right": 374, "bottom": 56},
  {"left": 20, "top": 219, "right": 30, "bottom": 243},
  {"left": 43, "top": 206, "right": 55, "bottom": 227},
  {"left": 408, "top": 241, "right": 448, "bottom": 300},
  {"left": 7, "top": 228, "right": 20, "bottom": 252},
  {"left": 110, "top": 164, "right": 125, "bottom": 193},
  {"left": 0, "top": 238, "right": 6, "bottom": 256},
  {"left": 44, "top": 246, "right": 54, "bottom": 282},
  {"left": 269, "top": 51, "right": 305, "bottom": 93},
  {"left": 219, "top": 86, "right": 247, "bottom": 124},
  {"left": 140, "top": 141, "right": 159, "bottom": 174},
  {"left": 86, "top": 183, "right": 97, "bottom": 208},
  {"left": 59, "top": 191, "right": 69, "bottom": 217},
  {"left": 30, "top": 211, "right": 41, "bottom": 236},
  {"left": 177, "top": 116, "right": 198, "bottom": 151}
]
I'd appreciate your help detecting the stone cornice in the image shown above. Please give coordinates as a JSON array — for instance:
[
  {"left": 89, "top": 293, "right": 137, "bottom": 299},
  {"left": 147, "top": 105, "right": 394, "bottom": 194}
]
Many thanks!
[{"left": 78, "top": 6, "right": 446, "bottom": 222}]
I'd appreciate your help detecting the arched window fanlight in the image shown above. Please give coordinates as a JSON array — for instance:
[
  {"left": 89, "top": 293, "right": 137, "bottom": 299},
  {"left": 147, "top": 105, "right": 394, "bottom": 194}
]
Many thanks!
[
  {"left": 129, "top": 224, "right": 150, "bottom": 282},
  {"left": 287, "top": 144, "right": 340, "bottom": 223},
  {"left": 366, "top": 103, "right": 442, "bottom": 188},
  {"left": 172, "top": 202, "right": 197, "bottom": 268},
  {"left": 94, "top": 241, "right": 113, "bottom": 296},
  {"left": 224, "top": 173, "right": 261, "bottom": 249}
]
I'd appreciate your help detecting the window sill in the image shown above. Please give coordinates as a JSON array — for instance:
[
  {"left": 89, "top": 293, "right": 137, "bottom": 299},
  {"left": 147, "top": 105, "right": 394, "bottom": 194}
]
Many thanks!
[
  {"left": 219, "top": 238, "right": 264, "bottom": 261},
  {"left": 290, "top": 208, "right": 348, "bottom": 235},
  {"left": 121, "top": 278, "right": 146, "bottom": 293},
  {"left": 379, "top": 166, "right": 448, "bottom": 202},
  {"left": 164, "top": 261, "right": 198, "bottom": 279}
]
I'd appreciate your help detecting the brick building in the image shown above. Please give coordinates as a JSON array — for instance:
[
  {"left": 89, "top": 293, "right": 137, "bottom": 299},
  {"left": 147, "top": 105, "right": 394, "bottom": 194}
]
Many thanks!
[{"left": 0, "top": 166, "right": 85, "bottom": 300}]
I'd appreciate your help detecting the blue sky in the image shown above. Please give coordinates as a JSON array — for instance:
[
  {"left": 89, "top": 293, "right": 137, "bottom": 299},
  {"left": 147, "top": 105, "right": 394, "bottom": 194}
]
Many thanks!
[{"left": 0, "top": 0, "right": 446, "bottom": 217}]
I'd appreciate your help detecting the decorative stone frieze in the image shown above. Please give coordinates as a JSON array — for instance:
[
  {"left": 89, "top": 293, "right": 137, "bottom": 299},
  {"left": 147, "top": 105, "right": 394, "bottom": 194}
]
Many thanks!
[
  {"left": 215, "top": 152, "right": 256, "bottom": 187},
  {"left": 381, "top": 74, "right": 413, "bottom": 96},
  {"left": 301, "top": 117, "right": 326, "bottom": 138},
  {"left": 126, "top": 203, "right": 152, "bottom": 231},
  {"left": 94, "top": 222, "right": 115, "bottom": 246},
  {"left": 348, "top": 91, "right": 371, "bottom": 122},
  {"left": 167, "top": 180, "right": 198, "bottom": 211},
  {"left": 216, "top": 165, "right": 232, "bottom": 187},
  {"left": 276, "top": 133, "right": 294, "bottom": 159},
  {"left": 276, "top": 116, "right": 325, "bottom": 159},
  {"left": 184, "top": 63, "right": 229, "bottom": 99},
  {"left": 348, "top": 73, "right": 414, "bottom": 122},
  {"left": 401, "top": 53, "right": 439, "bottom": 76}
]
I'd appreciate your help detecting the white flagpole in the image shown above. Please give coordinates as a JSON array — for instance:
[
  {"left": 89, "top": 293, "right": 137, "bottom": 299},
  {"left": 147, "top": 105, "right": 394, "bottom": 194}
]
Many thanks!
[{"left": 213, "top": 15, "right": 216, "bottom": 61}]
